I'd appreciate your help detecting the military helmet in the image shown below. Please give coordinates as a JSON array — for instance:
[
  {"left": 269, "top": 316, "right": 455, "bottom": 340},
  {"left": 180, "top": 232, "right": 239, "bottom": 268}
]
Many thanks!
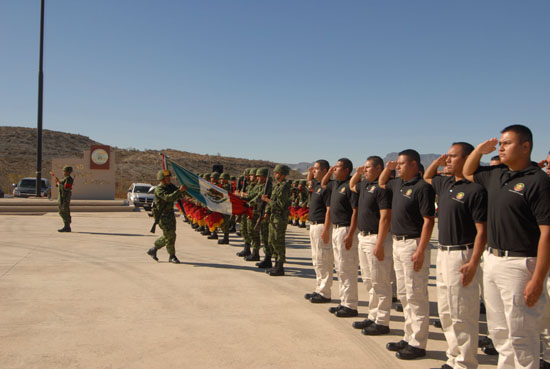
[
  {"left": 273, "top": 164, "right": 290, "bottom": 175},
  {"left": 220, "top": 173, "right": 230, "bottom": 180},
  {"left": 211, "top": 172, "right": 220, "bottom": 179},
  {"left": 230, "top": 175, "right": 236, "bottom": 181},
  {"left": 203, "top": 173, "right": 211, "bottom": 180},
  {"left": 63, "top": 165, "right": 73, "bottom": 174},
  {"left": 300, "top": 180, "right": 307, "bottom": 186},
  {"left": 157, "top": 169, "right": 171, "bottom": 180},
  {"left": 249, "top": 168, "right": 258, "bottom": 176},
  {"left": 256, "top": 167, "right": 269, "bottom": 177},
  {"left": 243, "top": 168, "right": 250, "bottom": 176}
]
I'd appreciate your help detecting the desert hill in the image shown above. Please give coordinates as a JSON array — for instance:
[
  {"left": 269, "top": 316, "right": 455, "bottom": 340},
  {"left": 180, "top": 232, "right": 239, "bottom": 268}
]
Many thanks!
[{"left": 0, "top": 126, "right": 296, "bottom": 198}]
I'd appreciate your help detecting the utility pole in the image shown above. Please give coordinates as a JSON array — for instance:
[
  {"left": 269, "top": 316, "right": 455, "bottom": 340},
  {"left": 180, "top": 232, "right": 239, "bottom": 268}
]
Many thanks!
[{"left": 36, "top": 0, "right": 45, "bottom": 197}]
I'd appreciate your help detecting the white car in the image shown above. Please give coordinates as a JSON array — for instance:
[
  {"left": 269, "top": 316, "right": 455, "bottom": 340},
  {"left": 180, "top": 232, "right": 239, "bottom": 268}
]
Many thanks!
[{"left": 127, "top": 183, "right": 154, "bottom": 210}]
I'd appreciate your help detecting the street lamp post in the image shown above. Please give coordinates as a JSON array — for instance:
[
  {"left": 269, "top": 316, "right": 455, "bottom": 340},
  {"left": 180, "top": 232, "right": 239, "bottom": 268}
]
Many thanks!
[{"left": 36, "top": 0, "right": 45, "bottom": 197}]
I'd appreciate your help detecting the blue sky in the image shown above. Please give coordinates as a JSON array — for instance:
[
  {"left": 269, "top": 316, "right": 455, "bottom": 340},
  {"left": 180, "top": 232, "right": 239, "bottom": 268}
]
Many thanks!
[{"left": 1, "top": 0, "right": 549, "bottom": 167}]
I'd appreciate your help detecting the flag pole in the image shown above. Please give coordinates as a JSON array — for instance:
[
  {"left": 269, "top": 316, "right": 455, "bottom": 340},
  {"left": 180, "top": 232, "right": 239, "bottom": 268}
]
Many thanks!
[{"left": 36, "top": 0, "right": 45, "bottom": 197}]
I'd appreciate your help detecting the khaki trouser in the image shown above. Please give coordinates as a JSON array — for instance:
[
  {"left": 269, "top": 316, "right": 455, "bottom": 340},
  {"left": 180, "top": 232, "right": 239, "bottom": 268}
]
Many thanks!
[
  {"left": 332, "top": 226, "right": 358, "bottom": 310},
  {"left": 483, "top": 251, "right": 545, "bottom": 369},
  {"left": 358, "top": 232, "right": 394, "bottom": 326},
  {"left": 309, "top": 223, "right": 333, "bottom": 298},
  {"left": 540, "top": 278, "right": 550, "bottom": 363},
  {"left": 393, "top": 237, "right": 431, "bottom": 349},
  {"left": 436, "top": 246, "right": 480, "bottom": 369}
]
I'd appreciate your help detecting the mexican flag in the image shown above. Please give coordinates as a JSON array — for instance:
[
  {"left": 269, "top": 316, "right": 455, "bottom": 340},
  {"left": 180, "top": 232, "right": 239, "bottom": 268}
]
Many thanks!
[{"left": 169, "top": 160, "right": 252, "bottom": 217}]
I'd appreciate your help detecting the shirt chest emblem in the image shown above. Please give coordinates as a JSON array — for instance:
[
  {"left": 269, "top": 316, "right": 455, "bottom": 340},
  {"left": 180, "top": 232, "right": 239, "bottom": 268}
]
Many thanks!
[
  {"left": 368, "top": 185, "right": 376, "bottom": 193},
  {"left": 401, "top": 188, "right": 413, "bottom": 198},
  {"left": 509, "top": 182, "right": 525, "bottom": 196},
  {"left": 316, "top": 188, "right": 321, "bottom": 194},
  {"left": 339, "top": 187, "right": 346, "bottom": 194}
]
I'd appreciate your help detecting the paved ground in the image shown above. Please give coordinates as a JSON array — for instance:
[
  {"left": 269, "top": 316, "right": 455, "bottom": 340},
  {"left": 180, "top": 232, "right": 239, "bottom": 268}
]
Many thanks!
[{"left": 0, "top": 211, "right": 498, "bottom": 369}]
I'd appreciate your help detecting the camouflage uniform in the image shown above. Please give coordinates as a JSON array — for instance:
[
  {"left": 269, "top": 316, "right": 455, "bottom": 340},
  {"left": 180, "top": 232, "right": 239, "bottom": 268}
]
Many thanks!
[
  {"left": 244, "top": 168, "right": 271, "bottom": 262},
  {"left": 218, "top": 173, "right": 233, "bottom": 244},
  {"left": 57, "top": 165, "right": 74, "bottom": 232},
  {"left": 148, "top": 170, "right": 186, "bottom": 262},
  {"left": 236, "top": 168, "right": 256, "bottom": 257},
  {"left": 265, "top": 164, "right": 291, "bottom": 276}
]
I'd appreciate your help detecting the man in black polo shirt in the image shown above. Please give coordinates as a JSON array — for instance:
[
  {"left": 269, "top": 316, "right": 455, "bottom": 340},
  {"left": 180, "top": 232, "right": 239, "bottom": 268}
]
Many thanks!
[
  {"left": 379, "top": 149, "right": 435, "bottom": 360},
  {"left": 304, "top": 159, "right": 333, "bottom": 303},
  {"left": 425, "top": 142, "right": 488, "bottom": 369},
  {"left": 464, "top": 125, "right": 550, "bottom": 369},
  {"left": 321, "top": 158, "right": 359, "bottom": 317},
  {"left": 349, "top": 155, "right": 393, "bottom": 335}
]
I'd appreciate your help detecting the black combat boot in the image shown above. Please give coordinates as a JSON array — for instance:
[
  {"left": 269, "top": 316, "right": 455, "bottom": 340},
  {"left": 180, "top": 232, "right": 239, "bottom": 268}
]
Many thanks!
[
  {"left": 146, "top": 247, "right": 159, "bottom": 261},
  {"left": 58, "top": 223, "right": 71, "bottom": 232},
  {"left": 169, "top": 255, "right": 180, "bottom": 264},
  {"left": 201, "top": 228, "right": 211, "bottom": 236},
  {"left": 256, "top": 254, "right": 272, "bottom": 269},
  {"left": 244, "top": 248, "right": 260, "bottom": 261},
  {"left": 191, "top": 223, "right": 199, "bottom": 229},
  {"left": 236, "top": 243, "right": 251, "bottom": 257},
  {"left": 218, "top": 234, "right": 229, "bottom": 244},
  {"left": 207, "top": 231, "right": 218, "bottom": 240},
  {"left": 195, "top": 225, "right": 203, "bottom": 232},
  {"left": 299, "top": 222, "right": 306, "bottom": 228},
  {"left": 269, "top": 261, "right": 285, "bottom": 276},
  {"left": 229, "top": 223, "right": 236, "bottom": 233},
  {"left": 293, "top": 219, "right": 299, "bottom": 226}
]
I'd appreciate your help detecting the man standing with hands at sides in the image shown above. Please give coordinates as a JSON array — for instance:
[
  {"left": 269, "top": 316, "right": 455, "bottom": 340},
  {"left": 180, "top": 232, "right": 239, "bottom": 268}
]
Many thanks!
[
  {"left": 304, "top": 160, "right": 333, "bottom": 303},
  {"left": 463, "top": 125, "right": 550, "bottom": 369},
  {"left": 379, "top": 149, "right": 435, "bottom": 360},
  {"left": 349, "top": 156, "right": 393, "bottom": 335},
  {"left": 424, "top": 142, "right": 488, "bottom": 369},
  {"left": 321, "top": 158, "right": 359, "bottom": 318}
]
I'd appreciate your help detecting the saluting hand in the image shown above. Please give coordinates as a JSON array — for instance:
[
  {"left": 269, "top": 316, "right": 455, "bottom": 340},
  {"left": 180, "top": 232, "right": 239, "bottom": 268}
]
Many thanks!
[
  {"left": 356, "top": 166, "right": 365, "bottom": 175},
  {"left": 476, "top": 138, "right": 498, "bottom": 155},
  {"left": 386, "top": 161, "right": 398, "bottom": 171},
  {"left": 435, "top": 154, "right": 448, "bottom": 167}
]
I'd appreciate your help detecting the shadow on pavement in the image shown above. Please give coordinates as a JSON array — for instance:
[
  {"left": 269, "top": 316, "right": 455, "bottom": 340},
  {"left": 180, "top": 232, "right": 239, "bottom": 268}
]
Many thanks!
[{"left": 76, "top": 231, "right": 155, "bottom": 237}]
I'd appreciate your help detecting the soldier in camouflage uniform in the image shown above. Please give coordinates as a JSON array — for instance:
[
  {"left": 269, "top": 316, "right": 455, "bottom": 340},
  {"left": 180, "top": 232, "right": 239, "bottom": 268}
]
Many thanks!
[
  {"left": 147, "top": 169, "right": 187, "bottom": 263},
  {"left": 261, "top": 164, "right": 291, "bottom": 276},
  {"left": 244, "top": 167, "right": 271, "bottom": 262},
  {"left": 218, "top": 173, "right": 233, "bottom": 244},
  {"left": 207, "top": 172, "right": 221, "bottom": 240},
  {"left": 236, "top": 168, "right": 257, "bottom": 257},
  {"left": 55, "top": 165, "right": 74, "bottom": 232}
]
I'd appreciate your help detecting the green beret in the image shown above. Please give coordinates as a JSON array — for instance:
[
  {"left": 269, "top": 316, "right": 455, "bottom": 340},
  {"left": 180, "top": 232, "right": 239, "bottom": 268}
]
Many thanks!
[
  {"left": 256, "top": 167, "right": 269, "bottom": 177},
  {"left": 157, "top": 169, "right": 171, "bottom": 180},
  {"left": 221, "top": 173, "right": 230, "bottom": 180},
  {"left": 63, "top": 166, "right": 73, "bottom": 173},
  {"left": 274, "top": 164, "right": 290, "bottom": 176},
  {"left": 211, "top": 172, "right": 220, "bottom": 179}
]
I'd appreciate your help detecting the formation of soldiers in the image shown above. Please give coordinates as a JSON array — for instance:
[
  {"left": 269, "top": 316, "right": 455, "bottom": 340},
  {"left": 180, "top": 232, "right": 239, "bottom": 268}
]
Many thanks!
[{"left": 141, "top": 123, "right": 550, "bottom": 369}]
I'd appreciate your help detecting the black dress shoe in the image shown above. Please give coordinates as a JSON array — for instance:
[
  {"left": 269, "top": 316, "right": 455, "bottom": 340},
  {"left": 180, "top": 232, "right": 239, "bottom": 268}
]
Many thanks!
[
  {"left": 386, "top": 340, "right": 408, "bottom": 352},
  {"left": 478, "top": 335, "right": 492, "bottom": 348},
  {"left": 304, "top": 292, "right": 316, "bottom": 300},
  {"left": 480, "top": 301, "right": 486, "bottom": 315},
  {"left": 335, "top": 306, "right": 358, "bottom": 318},
  {"left": 310, "top": 294, "right": 331, "bottom": 303},
  {"left": 541, "top": 359, "right": 550, "bottom": 369},
  {"left": 396, "top": 345, "right": 426, "bottom": 360},
  {"left": 441, "top": 364, "right": 453, "bottom": 369},
  {"left": 362, "top": 323, "right": 390, "bottom": 336},
  {"left": 481, "top": 342, "right": 498, "bottom": 356},
  {"left": 395, "top": 303, "right": 403, "bottom": 312},
  {"left": 352, "top": 319, "right": 373, "bottom": 329},
  {"left": 432, "top": 319, "right": 442, "bottom": 328},
  {"left": 168, "top": 256, "right": 180, "bottom": 264},
  {"left": 329, "top": 305, "right": 343, "bottom": 314}
]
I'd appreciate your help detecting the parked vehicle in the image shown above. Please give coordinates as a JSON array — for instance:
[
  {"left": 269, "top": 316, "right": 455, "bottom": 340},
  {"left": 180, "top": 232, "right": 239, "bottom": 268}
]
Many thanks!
[
  {"left": 13, "top": 178, "right": 51, "bottom": 198},
  {"left": 127, "top": 183, "right": 154, "bottom": 210}
]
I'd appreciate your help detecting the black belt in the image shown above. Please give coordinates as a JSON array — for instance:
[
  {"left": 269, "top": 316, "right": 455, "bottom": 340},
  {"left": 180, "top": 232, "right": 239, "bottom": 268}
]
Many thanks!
[
  {"left": 438, "top": 243, "right": 473, "bottom": 251},
  {"left": 359, "top": 231, "right": 377, "bottom": 236},
  {"left": 487, "top": 247, "right": 533, "bottom": 258},
  {"left": 393, "top": 235, "right": 419, "bottom": 241},
  {"left": 310, "top": 221, "right": 324, "bottom": 225},
  {"left": 334, "top": 224, "right": 349, "bottom": 228}
]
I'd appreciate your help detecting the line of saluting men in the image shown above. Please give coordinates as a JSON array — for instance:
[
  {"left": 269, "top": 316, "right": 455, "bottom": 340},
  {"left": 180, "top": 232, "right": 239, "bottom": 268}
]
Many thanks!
[{"left": 149, "top": 123, "right": 550, "bottom": 369}]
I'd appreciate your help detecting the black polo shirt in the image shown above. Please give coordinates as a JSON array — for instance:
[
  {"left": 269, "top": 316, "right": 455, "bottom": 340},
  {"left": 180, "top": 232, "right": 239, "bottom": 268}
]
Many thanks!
[
  {"left": 356, "top": 179, "right": 392, "bottom": 233},
  {"left": 327, "top": 177, "right": 358, "bottom": 226},
  {"left": 431, "top": 176, "right": 487, "bottom": 245},
  {"left": 474, "top": 163, "right": 550, "bottom": 255},
  {"left": 309, "top": 179, "right": 331, "bottom": 223},
  {"left": 386, "top": 175, "right": 435, "bottom": 237}
]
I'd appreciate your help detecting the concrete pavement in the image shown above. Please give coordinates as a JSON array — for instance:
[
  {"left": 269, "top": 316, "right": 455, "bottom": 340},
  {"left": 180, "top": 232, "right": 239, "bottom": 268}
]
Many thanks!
[{"left": 0, "top": 211, "right": 497, "bottom": 369}]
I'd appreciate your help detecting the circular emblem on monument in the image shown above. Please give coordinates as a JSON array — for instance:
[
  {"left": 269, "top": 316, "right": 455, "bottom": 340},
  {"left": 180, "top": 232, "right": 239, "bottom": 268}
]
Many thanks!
[{"left": 91, "top": 148, "right": 109, "bottom": 165}]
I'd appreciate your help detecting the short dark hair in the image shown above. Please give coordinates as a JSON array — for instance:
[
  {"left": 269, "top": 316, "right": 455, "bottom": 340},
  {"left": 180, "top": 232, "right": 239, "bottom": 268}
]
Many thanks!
[
  {"left": 315, "top": 159, "right": 330, "bottom": 171},
  {"left": 366, "top": 156, "right": 384, "bottom": 169},
  {"left": 502, "top": 124, "right": 533, "bottom": 153},
  {"left": 490, "top": 155, "right": 501, "bottom": 162},
  {"left": 451, "top": 142, "right": 475, "bottom": 157},
  {"left": 398, "top": 149, "right": 421, "bottom": 165},
  {"left": 337, "top": 158, "right": 353, "bottom": 173}
]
